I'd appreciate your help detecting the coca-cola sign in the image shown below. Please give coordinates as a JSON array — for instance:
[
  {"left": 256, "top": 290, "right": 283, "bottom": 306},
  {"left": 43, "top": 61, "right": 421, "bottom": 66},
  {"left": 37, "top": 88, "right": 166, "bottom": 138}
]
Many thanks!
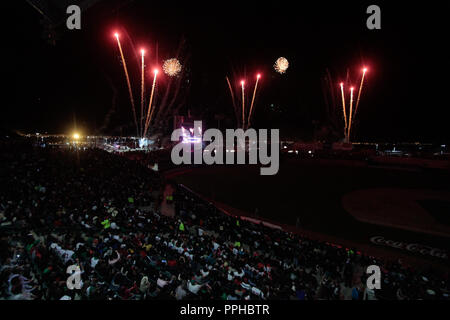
[{"left": 370, "top": 236, "right": 448, "bottom": 260}]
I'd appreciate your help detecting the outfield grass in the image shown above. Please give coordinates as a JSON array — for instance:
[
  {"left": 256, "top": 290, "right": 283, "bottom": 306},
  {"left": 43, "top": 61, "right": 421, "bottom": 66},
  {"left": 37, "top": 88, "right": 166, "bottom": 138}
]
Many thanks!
[{"left": 171, "top": 159, "right": 450, "bottom": 262}]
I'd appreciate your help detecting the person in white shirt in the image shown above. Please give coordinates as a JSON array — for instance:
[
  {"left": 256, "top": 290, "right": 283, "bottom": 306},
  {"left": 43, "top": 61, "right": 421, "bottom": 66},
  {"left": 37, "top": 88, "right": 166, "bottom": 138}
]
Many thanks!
[
  {"left": 234, "top": 269, "right": 244, "bottom": 278},
  {"left": 90, "top": 256, "right": 99, "bottom": 269},
  {"left": 157, "top": 276, "right": 168, "bottom": 288},
  {"left": 200, "top": 269, "right": 209, "bottom": 278},
  {"left": 241, "top": 281, "right": 251, "bottom": 290},
  {"left": 251, "top": 286, "right": 264, "bottom": 299},
  {"left": 187, "top": 280, "right": 203, "bottom": 295},
  {"left": 175, "top": 281, "right": 188, "bottom": 300},
  {"left": 364, "top": 287, "right": 377, "bottom": 300},
  {"left": 140, "top": 276, "right": 150, "bottom": 293}
]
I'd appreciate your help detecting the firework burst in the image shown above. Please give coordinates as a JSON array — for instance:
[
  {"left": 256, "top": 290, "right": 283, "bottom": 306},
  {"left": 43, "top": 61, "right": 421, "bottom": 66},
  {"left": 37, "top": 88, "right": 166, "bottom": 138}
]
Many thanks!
[
  {"left": 274, "top": 57, "right": 289, "bottom": 74},
  {"left": 163, "top": 58, "right": 182, "bottom": 76}
]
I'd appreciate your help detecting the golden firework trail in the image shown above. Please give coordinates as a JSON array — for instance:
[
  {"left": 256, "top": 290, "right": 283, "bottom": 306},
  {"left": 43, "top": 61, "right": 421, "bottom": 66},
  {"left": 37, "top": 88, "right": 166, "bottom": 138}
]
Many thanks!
[
  {"left": 148, "top": 96, "right": 158, "bottom": 128},
  {"left": 247, "top": 74, "right": 260, "bottom": 128},
  {"left": 340, "top": 82, "right": 348, "bottom": 139},
  {"left": 347, "top": 87, "right": 354, "bottom": 141},
  {"left": 140, "top": 49, "right": 145, "bottom": 137},
  {"left": 144, "top": 70, "right": 158, "bottom": 137},
  {"left": 226, "top": 76, "right": 237, "bottom": 110},
  {"left": 241, "top": 80, "right": 245, "bottom": 129},
  {"left": 354, "top": 68, "right": 367, "bottom": 118},
  {"left": 115, "top": 33, "right": 139, "bottom": 136}
]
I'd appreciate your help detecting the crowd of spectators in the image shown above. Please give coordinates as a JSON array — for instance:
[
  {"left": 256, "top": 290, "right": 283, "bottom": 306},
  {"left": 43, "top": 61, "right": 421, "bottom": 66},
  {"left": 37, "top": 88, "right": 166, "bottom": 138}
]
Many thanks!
[{"left": 1, "top": 142, "right": 449, "bottom": 300}]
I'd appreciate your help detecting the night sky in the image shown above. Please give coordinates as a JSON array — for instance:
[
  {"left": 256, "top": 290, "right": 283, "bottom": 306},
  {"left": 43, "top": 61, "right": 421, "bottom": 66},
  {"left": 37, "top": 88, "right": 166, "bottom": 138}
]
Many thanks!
[{"left": 6, "top": 1, "right": 450, "bottom": 142}]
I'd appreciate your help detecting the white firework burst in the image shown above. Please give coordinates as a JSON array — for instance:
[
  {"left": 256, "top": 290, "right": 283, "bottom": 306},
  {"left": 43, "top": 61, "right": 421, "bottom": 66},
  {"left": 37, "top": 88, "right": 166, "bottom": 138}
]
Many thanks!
[
  {"left": 163, "top": 58, "right": 182, "bottom": 76},
  {"left": 274, "top": 57, "right": 289, "bottom": 74}
]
